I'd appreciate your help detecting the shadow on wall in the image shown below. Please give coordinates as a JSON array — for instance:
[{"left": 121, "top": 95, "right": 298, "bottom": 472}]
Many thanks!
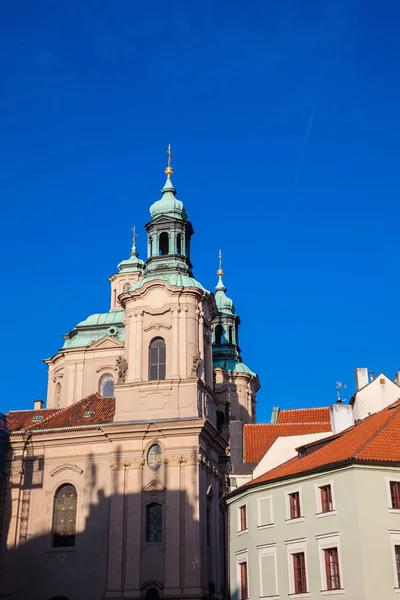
[{"left": 0, "top": 444, "right": 227, "bottom": 600}]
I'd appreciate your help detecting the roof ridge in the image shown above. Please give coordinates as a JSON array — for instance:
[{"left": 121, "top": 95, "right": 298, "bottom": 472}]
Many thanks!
[
  {"left": 281, "top": 407, "right": 329, "bottom": 411},
  {"left": 353, "top": 403, "right": 400, "bottom": 458}
]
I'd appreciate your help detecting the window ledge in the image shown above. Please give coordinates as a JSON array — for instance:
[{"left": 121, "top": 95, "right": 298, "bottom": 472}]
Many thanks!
[
  {"left": 237, "top": 529, "right": 248, "bottom": 536},
  {"left": 285, "top": 517, "right": 305, "bottom": 524},
  {"left": 259, "top": 596, "right": 280, "bottom": 599},
  {"left": 257, "top": 523, "right": 275, "bottom": 530},
  {"left": 389, "top": 508, "right": 400, "bottom": 514},
  {"left": 394, "top": 588, "right": 400, "bottom": 594},
  {"left": 46, "top": 547, "right": 77, "bottom": 553},
  {"left": 321, "top": 590, "right": 345, "bottom": 596},
  {"left": 288, "top": 593, "right": 310, "bottom": 598},
  {"left": 316, "top": 510, "right": 337, "bottom": 518}
]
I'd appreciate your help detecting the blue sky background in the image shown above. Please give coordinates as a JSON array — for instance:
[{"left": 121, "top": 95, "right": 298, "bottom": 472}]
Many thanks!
[{"left": 1, "top": 1, "right": 400, "bottom": 421}]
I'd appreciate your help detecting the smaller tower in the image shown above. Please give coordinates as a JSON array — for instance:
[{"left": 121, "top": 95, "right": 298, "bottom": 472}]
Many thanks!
[{"left": 108, "top": 226, "right": 144, "bottom": 310}]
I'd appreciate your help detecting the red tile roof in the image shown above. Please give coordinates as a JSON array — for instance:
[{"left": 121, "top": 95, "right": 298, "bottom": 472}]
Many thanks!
[
  {"left": 7, "top": 394, "right": 115, "bottom": 432},
  {"left": 277, "top": 407, "right": 330, "bottom": 424},
  {"left": 248, "top": 400, "right": 400, "bottom": 487},
  {"left": 244, "top": 422, "right": 331, "bottom": 463}
]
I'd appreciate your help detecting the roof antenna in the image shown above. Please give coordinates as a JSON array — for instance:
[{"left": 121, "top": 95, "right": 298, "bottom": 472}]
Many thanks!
[{"left": 336, "top": 381, "right": 347, "bottom": 404}]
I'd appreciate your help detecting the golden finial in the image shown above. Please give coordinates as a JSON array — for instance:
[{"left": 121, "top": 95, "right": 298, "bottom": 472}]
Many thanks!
[
  {"left": 217, "top": 249, "right": 224, "bottom": 276},
  {"left": 164, "top": 143, "right": 174, "bottom": 176}
]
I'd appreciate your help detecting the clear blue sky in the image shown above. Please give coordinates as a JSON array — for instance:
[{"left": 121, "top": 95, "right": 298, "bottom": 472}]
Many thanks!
[{"left": 1, "top": 1, "right": 400, "bottom": 421}]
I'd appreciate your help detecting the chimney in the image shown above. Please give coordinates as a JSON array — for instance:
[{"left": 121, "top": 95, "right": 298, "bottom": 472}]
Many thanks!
[
  {"left": 270, "top": 406, "right": 280, "bottom": 424},
  {"left": 355, "top": 368, "right": 369, "bottom": 391},
  {"left": 33, "top": 400, "right": 44, "bottom": 411},
  {"left": 330, "top": 403, "right": 354, "bottom": 434},
  {"left": 395, "top": 371, "right": 400, "bottom": 386}
]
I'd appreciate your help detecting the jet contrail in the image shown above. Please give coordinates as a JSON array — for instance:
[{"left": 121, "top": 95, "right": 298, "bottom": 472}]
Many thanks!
[{"left": 288, "top": 103, "right": 317, "bottom": 211}]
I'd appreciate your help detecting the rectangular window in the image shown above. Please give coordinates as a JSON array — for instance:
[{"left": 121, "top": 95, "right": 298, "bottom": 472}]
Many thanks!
[
  {"left": 396, "top": 546, "right": 400, "bottom": 587},
  {"left": 324, "top": 547, "right": 341, "bottom": 590},
  {"left": 391, "top": 482, "right": 400, "bottom": 509},
  {"left": 293, "top": 552, "right": 307, "bottom": 594},
  {"left": 289, "top": 492, "right": 301, "bottom": 519},
  {"left": 239, "top": 505, "right": 247, "bottom": 531},
  {"left": 146, "top": 503, "right": 162, "bottom": 543},
  {"left": 320, "top": 485, "right": 333, "bottom": 513},
  {"left": 239, "top": 561, "right": 249, "bottom": 599}
]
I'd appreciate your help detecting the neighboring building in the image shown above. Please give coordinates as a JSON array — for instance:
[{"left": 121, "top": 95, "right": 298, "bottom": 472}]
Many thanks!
[
  {"left": 227, "top": 400, "right": 400, "bottom": 600},
  {"left": 0, "top": 152, "right": 259, "bottom": 600}
]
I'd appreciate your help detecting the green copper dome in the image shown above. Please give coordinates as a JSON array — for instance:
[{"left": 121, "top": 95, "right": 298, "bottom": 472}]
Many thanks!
[
  {"left": 130, "top": 272, "right": 208, "bottom": 293},
  {"left": 215, "top": 275, "right": 235, "bottom": 314},
  {"left": 149, "top": 176, "right": 188, "bottom": 220}
]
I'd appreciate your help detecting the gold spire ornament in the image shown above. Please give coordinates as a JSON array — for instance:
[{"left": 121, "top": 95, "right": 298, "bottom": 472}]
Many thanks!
[
  {"left": 217, "top": 249, "right": 224, "bottom": 276},
  {"left": 165, "top": 144, "right": 174, "bottom": 176}
]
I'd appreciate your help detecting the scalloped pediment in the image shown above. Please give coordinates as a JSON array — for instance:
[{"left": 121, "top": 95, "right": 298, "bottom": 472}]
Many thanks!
[
  {"left": 89, "top": 336, "right": 124, "bottom": 350},
  {"left": 50, "top": 464, "right": 83, "bottom": 477},
  {"left": 143, "top": 480, "right": 165, "bottom": 493}
]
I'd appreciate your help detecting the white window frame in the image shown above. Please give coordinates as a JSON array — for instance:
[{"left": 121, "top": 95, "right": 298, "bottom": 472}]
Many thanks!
[
  {"left": 286, "top": 538, "right": 310, "bottom": 597},
  {"left": 258, "top": 543, "right": 278, "bottom": 598},
  {"left": 316, "top": 532, "right": 344, "bottom": 595},
  {"left": 257, "top": 495, "right": 274, "bottom": 528},
  {"left": 237, "top": 501, "right": 248, "bottom": 534},
  {"left": 236, "top": 550, "right": 249, "bottom": 600},
  {"left": 389, "top": 531, "right": 400, "bottom": 591},
  {"left": 386, "top": 477, "right": 400, "bottom": 512},
  {"left": 285, "top": 487, "right": 304, "bottom": 523},
  {"left": 314, "top": 479, "right": 337, "bottom": 517}
]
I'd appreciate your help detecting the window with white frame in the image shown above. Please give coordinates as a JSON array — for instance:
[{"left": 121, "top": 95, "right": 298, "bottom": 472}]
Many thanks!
[
  {"left": 237, "top": 503, "right": 248, "bottom": 532},
  {"left": 257, "top": 495, "right": 273, "bottom": 527},
  {"left": 286, "top": 538, "right": 309, "bottom": 595},
  {"left": 385, "top": 477, "right": 400, "bottom": 510},
  {"left": 285, "top": 488, "right": 303, "bottom": 521},
  {"left": 390, "top": 531, "right": 400, "bottom": 589},
  {"left": 258, "top": 544, "right": 278, "bottom": 597},
  {"left": 236, "top": 551, "right": 249, "bottom": 600},
  {"left": 315, "top": 480, "right": 336, "bottom": 516},
  {"left": 316, "top": 533, "right": 344, "bottom": 592}
]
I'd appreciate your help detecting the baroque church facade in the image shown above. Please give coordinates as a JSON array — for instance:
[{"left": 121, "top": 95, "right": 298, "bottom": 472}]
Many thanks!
[{"left": 0, "top": 151, "right": 259, "bottom": 600}]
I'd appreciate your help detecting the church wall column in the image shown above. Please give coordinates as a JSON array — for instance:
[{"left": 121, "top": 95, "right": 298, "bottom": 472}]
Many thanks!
[
  {"left": 106, "top": 461, "right": 127, "bottom": 598},
  {"left": 127, "top": 312, "right": 137, "bottom": 383},
  {"left": 165, "top": 457, "right": 182, "bottom": 592},
  {"left": 67, "top": 364, "right": 76, "bottom": 406},
  {"left": 135, "top": 311, "right": 144, "bottom": 381},
  {"left": 171, "top": 308, "right": 180, "bottom": 378},
  {"left": 123, "top": 459, "right": 144, "bottom": 595},
  {"left": 198, "top": 308, "right": 205, "bottom": 382},
  {"left": 179, "top": 307, "right": 188, "bottom": 378},
  {"left": 75, "top": 363, "right": 84, "bottom": 402},
  {"left": 183, "top": 458, "right": 202, "bottom": 591}
]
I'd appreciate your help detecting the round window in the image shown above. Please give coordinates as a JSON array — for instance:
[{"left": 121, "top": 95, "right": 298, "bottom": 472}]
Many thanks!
[{"left": 147, "top": 444, "right": 162, "bottom": 472}]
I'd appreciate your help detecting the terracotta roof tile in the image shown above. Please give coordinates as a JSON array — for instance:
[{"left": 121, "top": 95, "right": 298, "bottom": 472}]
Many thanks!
[
  {"left": 7, "top": 394, "right": 115, "bottom": 432},
  {"left": 277, "top": 407, "right": 330, "bottom": 424},
  {"left": 243, "top": 422, "right": 331, "bottom": 463},
  {"left": 249, "top": 401, "right": 400, "bottom": 487}
]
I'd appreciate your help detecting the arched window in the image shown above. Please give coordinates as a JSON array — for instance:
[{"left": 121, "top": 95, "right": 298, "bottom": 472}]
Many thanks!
[
  {"left": 145, "top": 590, "right": 160, "bottom": 600},
  {"left": 55, "top": 382, "right": 62, "bottom": 408},
  {"left": 149, "top": 338, "right": 166, "bottom": 380},
  {"left": 215, "top": 324, "right": 223, "bottom": 345},
  {"left": 123, "top": 283, "right": 131, "bottom": 293},
  {"left": 228, "top": 326, "right": 233, "bottom": 344},
  {"left": 149, "top": 236, "right": 153, "bottom": 256},
  {"left": 216, "top": 411, "right": 225, "bottom": 433},
  {"left": 176, "top": 233, "right": 182, "bottom": 254},
  {"left": 99, "top": 374, "right": 114, "bottom": 397},
  {"left": 159, "top": 232, "right": 169, "bottom": 256},
  {"left": 52, "top": 484, "right": 77, "bottom": 547},
  {"left": 146, "top": 503, "right": 162, "bottom": 542}
]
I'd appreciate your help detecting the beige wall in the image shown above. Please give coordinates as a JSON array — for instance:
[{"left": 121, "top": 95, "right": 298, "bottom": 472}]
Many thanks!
[
  {"left": 228, "top": 465, "right": 400, "bottom": 600},
  {"left": 353, "top": 374, "right": 400, "bottom": 421}
]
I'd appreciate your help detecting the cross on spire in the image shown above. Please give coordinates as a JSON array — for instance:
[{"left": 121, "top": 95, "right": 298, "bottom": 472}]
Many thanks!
[
  {"left": 131, "top": 226, "right": 138, "bottom": 247},
  {"left": 165, "top": 144, "right": 174, "bottom": 177},
  {"left": 217, "top": 249, "right": 224, "bottom": 276}
]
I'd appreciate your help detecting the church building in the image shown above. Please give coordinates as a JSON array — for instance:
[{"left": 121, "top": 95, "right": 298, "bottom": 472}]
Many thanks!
[{"left": 0, "top": 149, "right": 259, "bottom": 600}]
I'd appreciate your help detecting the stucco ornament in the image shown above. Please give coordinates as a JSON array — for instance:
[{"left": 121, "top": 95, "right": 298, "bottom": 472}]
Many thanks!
[
  {"left": 191, "top": 351, "right": 201, "bottom": 377},
  {"left": 116, "top": 356, "right": 128, "bottom": 383}
]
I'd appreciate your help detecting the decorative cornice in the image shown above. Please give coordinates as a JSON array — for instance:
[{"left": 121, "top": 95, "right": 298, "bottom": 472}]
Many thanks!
[{"left": 50, "top": 463, "right": 84, "bottom": 477}]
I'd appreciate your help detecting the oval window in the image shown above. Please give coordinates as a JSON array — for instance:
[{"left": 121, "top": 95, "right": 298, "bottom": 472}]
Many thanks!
[{"left": 147, "top": 444, "right": 162, "bottom": 472}]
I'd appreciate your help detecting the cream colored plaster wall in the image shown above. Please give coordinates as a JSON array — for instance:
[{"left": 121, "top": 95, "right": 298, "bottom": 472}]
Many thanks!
[
  {"left": 353, "top": 375, "right": 400, "bottom": 420},
  {"left": 228, "top": 465, "right": 400, "bottom": 600}
]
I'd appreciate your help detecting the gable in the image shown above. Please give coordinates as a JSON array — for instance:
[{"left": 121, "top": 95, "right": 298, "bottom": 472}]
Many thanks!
[{"left": 89, "top": 336, "right": 124, "bottom": 350}]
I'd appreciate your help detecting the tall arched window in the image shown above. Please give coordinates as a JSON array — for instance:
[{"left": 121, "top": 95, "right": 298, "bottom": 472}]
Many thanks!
[
  {"left": 228, "top": 326, "right": 233, "bottom": 344},
  {"left": 123, "top": 283, "right": 131, "bottom": 293},
  {"left": 159, "top": 232, "right": 169, "bottom": 256},
  {"left": 215, "top": 324, "right": 223, "bottom": 345},
  {"left": 146, "top": 503, "right": 162, "bottom": 542},
  {"left": 176, "top": 233, "right": 182, "bottom": 254},
  {"left": 55, "top": 382, "right": 62, "bottom": 408},
  {"left": 52, "top": 484, "right": 77, "bottom": 547},
  {"left": 149, "top": 338, "right": 166, "bottom": 380},
  {"left": 99, "top": 374, "right": 114, "bottom": 397},
  {"left": 216, "top": 411, "right": 225, "bottom": 433}
]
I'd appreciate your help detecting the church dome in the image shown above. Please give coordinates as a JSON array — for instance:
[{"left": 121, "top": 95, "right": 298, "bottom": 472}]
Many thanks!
[
  {"left": 149, "top": 176, "right": 187, "bottom": 220},
  {"left": 215, "top": 275, "right": 235, "bottom": 314}
]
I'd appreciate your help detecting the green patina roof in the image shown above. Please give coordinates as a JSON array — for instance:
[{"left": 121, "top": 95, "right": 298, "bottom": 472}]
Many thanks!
[
  {"left": 149, "top": 176, "right": 188, "bottom": 220},
  {"left": 213, "top": 359, "right": 256, "bottom": 376},
  {"left": 130, "top": 273, "right": 208, "bottom": 293},
  {"left": 62, "top": 311, "right": 125, "bottom": 349},
  {"left": 215, "top": 275, "right": 235, "bottom": 314}
]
